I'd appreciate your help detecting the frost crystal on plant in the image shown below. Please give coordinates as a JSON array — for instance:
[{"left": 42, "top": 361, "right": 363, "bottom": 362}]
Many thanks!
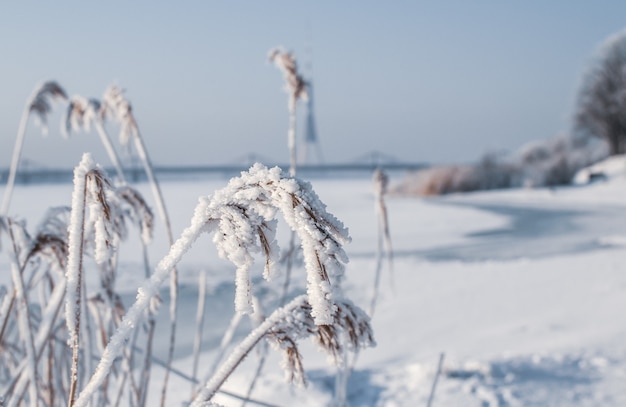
[
  {"left": 63, "top": 96, "right": 102, "bottom": 137},
  {"left": 76, "top": 163, "right": 356, "bottom": 406},
  {"left": 102, "top": 85, "right": 136, "bottom": 146},
  {"left": 28, "top": 81, "right": 67, "bottom": 136},
  {"left": 268, "top": 47, "right": 308, "bottom": 113},
  {"left": 265, "top": 296, "right": 375, "bottom": 385},
  {"left": 198, "top": 163, "right": 350, "bottom": 324}
]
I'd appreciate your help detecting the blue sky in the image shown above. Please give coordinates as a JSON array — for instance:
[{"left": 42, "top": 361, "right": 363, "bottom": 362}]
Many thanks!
[{"left": 1, "top": 1, "right": 625, "bottom": 168}]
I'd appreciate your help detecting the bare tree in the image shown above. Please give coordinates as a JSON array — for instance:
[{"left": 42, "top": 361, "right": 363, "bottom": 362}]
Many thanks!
[{"left": 575, "top": 29, "right": 626, "bottom": 155}]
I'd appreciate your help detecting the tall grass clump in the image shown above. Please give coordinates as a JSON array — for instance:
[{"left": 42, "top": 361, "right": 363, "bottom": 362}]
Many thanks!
[
  {"left": 0, "top": 81, "right": 374, "bottom": 406},
  {"left": 69, "top": 159, "right": 373, "bottom": 407},
  {"left": 63, "top": 154, "right": 156, "bottom": 407},
  {"left": 0, "top": 154, "right": 153, "bottom": 407},
  {"left": 1, "top": 81, "right": 67, "bottom": 216}
]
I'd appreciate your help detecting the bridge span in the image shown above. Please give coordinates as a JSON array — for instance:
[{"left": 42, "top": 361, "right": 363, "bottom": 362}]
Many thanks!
[{"left": 0, "top": 162, "right": 429, "bottom": 185}]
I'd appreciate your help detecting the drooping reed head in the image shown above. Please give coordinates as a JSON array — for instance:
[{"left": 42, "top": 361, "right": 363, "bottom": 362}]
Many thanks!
[
  {"left": 79, "top": 164, "right": 155, "bottom": 264},
  {"left": 373, "top": 168, "right": 389, "bottom": 197},
  {"left": 268, "top": 48, "right": 308, "bottom": 112},
  {"left": 29, "top": 81, "right": 68, "bottom": 136},
  {"left": 196, "top": 163, "right": 350, "bottom": 324},
  {"left": 25, "top": 207, "right": 71, "bottom": 271},
  {"left": 112, "top": 186, "right": 154, "bottom": 246},
  {"left": 62, "top": 96, "right": 103, "bottom": 138},
  {"left": 102, "top": 85, "right": 136, "bottom": 145},
  {"left": 266, "top": 296, "right": 375, "bottom": 385}
]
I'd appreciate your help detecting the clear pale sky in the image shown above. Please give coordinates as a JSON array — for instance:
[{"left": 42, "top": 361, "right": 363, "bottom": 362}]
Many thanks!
[{"left": 1, "top": 1, "right": 625, "bottom": 169}]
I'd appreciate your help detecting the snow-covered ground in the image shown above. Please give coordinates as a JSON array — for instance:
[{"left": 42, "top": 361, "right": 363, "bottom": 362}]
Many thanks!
[{"left": 4, "top": 168, "right": 626, "bottom": 406}]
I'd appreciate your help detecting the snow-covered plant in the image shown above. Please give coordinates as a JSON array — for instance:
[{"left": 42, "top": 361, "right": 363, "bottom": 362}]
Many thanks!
[
  {"left": 101, "top": 85, "right": 170, "bottom": 233},
  {"left": 268, "top": 49, "right": 310, "bottom": 373},
  {"left": 0, "top": 208, "right": 79, "bottom": 406},
  {"left": 63, "top": 96, "right": 101, "bottom": 136},
  {"left": 27, "top": 207, "right": 71, "bottom": 271},
  {"left": 267, "top": 296, "right": 374, "bottom": 384},
  {"left": 268, "top": 47, "right": 308, "bottom": 176},
  {"left": 102, "top": 85, "right": 135, "bottom": 147},
  {"left": 0, "top": 205, "right": 72, "bottom": 406},
  {"left": 64, "top": 153, "right": 155, "bottom": 406},
  {"left": 0, "top": 216, "right": 31, "bottom": 259},
  {"left": 190, "top": 269, "right": 208, "bottom": 397},
  {"left": 369, "top": 168, "right": 393, "bottom": 316},
  {"left": 64, "top": 94, "right": 158, "bottom": 403},
  {"left": 0, "top": 214, "right": 77, "bottom": 407},
  {"left": 0, "top": 212, "right": 57, "bottom": 337},
  {"left": 113, "top": 185, "right": 154, "bottom": 246},
  {"left": 268, "top": 48, "right": 308, "bottom": 116},
  {"left": 65, "top": 154, "right": 114, "bottom": 406},
  {"left": 74, "top": 163, "right": 372, "bottom": 407},
  {"left": 0, "top": 217, "right": 32, "bottom": 346},
  {"left": 63, "top": 95, "right": 127, "bottom": 183},
  {"left": 191, "top": 295, "right": 374, "bottom": 406},
  {"left": 5, "top": 219, "right": 39, "bottom": 406},
  {"left": 114, "top": 184, "right": 155, "bottom": 401},
  {"left": 101, "top": 85, "right": 179, "bottom": 406},
  {"left": 1, "top": 81, "right": 67, "bottom": 216},
  {"left": 0, "top": 153, "right": 372, "bottom": 406}
]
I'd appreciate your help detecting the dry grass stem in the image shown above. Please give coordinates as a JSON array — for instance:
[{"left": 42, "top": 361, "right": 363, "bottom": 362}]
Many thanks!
[
  {"left": 192, "top": 295, "right": 374, "bottom": 405},
  {"left": 1, "top": 81, "right": 67, "bottom": 216},
  {"left": 0, "top": 143, "right": 373, "bottom": 406},
  {"left": 268, "top": 48, "right": 308, "bottom": 113},
  {"left": 269, "top": 47, "right": 308, "bottom": 176},
  {"left": 63, "top": 95, "right": 128, "bottom": 184},
  {"left": 102, "top": 84, "right": 179, "bottom": 407},
  {"left": 369, "top": 169, "right": 394, "bottom": 316}
]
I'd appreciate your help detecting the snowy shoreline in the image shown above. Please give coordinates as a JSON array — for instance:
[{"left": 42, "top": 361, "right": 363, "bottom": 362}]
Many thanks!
[{"left": 3, "top": 175, "right": 626, "bottom": 405}]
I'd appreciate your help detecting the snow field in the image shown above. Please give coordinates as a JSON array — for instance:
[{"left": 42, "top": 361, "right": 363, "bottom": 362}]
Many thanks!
[{"left": 3, "top": 170, "right": 626, "bottom": 405}]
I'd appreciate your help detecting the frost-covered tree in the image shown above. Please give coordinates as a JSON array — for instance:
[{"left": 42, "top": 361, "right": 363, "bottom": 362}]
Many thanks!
[{"left": 575, "top": 29, "right": 626, "bottom": 155}]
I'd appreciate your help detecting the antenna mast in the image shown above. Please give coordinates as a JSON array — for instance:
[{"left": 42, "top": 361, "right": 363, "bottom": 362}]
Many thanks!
[{"left": 302, "top": 22, "right": 324, "bottom": 165}]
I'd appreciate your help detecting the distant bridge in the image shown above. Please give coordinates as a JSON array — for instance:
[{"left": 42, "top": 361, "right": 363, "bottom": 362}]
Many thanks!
[{"left": 0, "top": 162, "right": 429, "bottom": 185}]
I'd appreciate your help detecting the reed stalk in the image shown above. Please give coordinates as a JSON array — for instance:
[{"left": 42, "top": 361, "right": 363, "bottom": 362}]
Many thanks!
[
  {"left": 1, "top": 81, "right": 67, "bottom": 216},
  {"left": 102, "top": 85, "right": 178, "bottom": 407},
  {"left": 75, "top": 163, "right": 355, "bottom": 406},
  {"left": 65, "top": 159, "right": 91, "bottom": 407},
  {"left": 63, "top": 95, "right": 127, "bottom": 183},
  {"left": 369, "top": 168, "right": 393, "bottom": 317},
  {"left": 191, "top": 269, "right": 208, "bottom": 398},
  {"left": 192, "top": 296, "right": 374, "bottom": 406},
  {"left": 7, "top": 220, "right": 38, "bottom": 407}
]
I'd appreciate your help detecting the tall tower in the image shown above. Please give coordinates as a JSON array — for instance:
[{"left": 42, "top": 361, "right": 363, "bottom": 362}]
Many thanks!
[
  {"left": 302, "top": 81, "right": 323, "bottom": 164},
  {"left": 301, "top": 26, "right": 324, "bottom": 165}
]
